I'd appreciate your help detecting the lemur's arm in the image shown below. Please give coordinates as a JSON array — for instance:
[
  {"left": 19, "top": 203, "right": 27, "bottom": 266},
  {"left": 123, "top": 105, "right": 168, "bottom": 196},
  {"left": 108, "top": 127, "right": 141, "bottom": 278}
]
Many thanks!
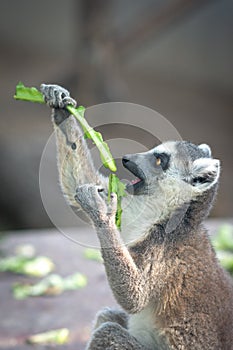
[
  {"left": 75, "top": 184, "right": 155, "bottom": 314},
  {"left": 41, "top": 85, "right": 154, "bottom": 314},
  {"left": 41, "top": 84, "right": 108, "bottom": 206}
]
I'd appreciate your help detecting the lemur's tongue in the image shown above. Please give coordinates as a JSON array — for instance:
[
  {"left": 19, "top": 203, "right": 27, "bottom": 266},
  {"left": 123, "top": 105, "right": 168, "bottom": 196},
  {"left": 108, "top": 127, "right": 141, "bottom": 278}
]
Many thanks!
[{"left": 131, "top": 178, "right": 141, "bottom": 185}]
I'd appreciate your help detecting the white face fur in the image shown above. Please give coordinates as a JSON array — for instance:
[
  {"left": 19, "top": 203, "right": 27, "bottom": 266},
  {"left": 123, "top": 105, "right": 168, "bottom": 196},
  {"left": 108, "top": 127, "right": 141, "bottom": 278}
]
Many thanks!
[{"left": 121, "top": 141, "right": 220, "bottom": 244}]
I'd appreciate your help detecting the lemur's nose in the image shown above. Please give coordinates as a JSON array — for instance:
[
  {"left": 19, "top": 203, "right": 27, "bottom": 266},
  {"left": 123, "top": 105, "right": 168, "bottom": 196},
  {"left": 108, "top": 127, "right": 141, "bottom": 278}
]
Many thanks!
[{"left": 122, "top": 156, "right": 130, "bottom": 165}]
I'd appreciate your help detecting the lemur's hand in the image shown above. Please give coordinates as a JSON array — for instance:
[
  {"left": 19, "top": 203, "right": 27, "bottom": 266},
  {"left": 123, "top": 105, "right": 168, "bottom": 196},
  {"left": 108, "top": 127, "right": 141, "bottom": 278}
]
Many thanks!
[
  {"left": 40, "top": 84, "right": 77, "bottom": 109},
  {"left": 75, "top": 184, "right": 117, "bottom": 228}
]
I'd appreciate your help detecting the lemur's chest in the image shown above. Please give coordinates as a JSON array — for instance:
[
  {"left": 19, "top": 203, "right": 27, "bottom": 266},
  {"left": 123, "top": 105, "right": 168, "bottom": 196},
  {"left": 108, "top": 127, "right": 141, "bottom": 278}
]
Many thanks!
[
  {"left": 120, "top": 195, "right": 159, "bottom": 244},
  {"left": 128, "top": 304, "right": 169, "bottom": 349}
]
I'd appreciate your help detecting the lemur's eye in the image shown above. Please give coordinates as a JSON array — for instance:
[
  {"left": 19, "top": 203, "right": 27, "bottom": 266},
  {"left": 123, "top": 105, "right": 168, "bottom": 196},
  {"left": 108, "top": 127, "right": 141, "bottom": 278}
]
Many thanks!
[{"left": 154, "top": 152, "right": 170, "bottom": 171}]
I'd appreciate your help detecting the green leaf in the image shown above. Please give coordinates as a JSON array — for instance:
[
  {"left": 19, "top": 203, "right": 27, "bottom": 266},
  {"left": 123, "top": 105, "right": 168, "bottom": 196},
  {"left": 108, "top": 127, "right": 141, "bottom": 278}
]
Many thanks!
[
  {"left": 26, "top": 328, "right": 69, "bottom": 345},
  {"left": 67, "top": 105, "right": 117, "bottom": 172},
  {"left": 212, "top": 224, "right": 233, "bottom": 252},
  {"left": 108, "top": 174, "right": 126, "bottom": 200},
  {"left": 216, "top": 251, "right": 233, "bottom": 274},
  {"left": 108, "top": 174, "right": 126, "bottom": 229},
  {"left": 63, "top": 272, "right": 87, "bottom": 289},
  {"left": 83, "top": 248, "right": 103, "bottom": 263},
  {"left": 14, "top": 82, "right": 45, "bottom": 103},
  {"left": 0, "top": 255, "right": 54, "bottom": 277},
  {"left": 12, "top": 273, "right": 87, "bottom": 299}
]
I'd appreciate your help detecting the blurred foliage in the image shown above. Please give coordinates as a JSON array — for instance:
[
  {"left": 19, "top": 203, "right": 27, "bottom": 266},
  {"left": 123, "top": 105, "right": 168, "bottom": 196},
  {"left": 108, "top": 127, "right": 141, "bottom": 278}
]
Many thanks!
[
  {"left": 13, "top": 272, "right": 87, "bottom": 299},
  {"left": 0, "top": 246, "right": 54, "bottom": 277},
  {"left": 211, "top": 224, "right": 233, "bottom": 274},
  {"left": 84, "top": 248, "right": 103, "bottom": 262},
  {"left": 26, "top": 328, "right": 69, "bottom": 345}
]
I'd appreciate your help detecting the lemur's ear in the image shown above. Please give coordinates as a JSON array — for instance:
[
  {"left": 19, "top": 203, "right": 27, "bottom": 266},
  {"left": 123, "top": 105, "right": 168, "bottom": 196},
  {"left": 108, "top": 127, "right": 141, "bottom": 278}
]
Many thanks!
[
  {"left": 198, "top": 144, "right": 212, "bottom": 157},
  {"left": 192, "top": 158, "right": 220, "bottom": 190}
]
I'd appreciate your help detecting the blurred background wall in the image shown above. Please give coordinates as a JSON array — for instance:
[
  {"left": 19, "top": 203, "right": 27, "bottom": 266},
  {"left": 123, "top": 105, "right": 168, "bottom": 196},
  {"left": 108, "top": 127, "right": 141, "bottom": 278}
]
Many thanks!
[{"left": 0, "top": 0, "right": 232, "bottom": 230}]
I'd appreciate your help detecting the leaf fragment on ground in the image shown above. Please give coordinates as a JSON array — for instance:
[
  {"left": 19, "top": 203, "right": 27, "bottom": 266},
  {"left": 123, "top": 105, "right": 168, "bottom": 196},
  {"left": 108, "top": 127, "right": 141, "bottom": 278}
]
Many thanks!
[
  {"left": 26, "top": 328, "right": 69, "bottom": 345},
  {"left": 0, "top": 255, "right": 54, "bottom": 277},
  {"left": 13, "top": 273, "right": 87, "bottom": 299},
  {"left": 83, "top": 248, "right": 102, "bottom": 263}
]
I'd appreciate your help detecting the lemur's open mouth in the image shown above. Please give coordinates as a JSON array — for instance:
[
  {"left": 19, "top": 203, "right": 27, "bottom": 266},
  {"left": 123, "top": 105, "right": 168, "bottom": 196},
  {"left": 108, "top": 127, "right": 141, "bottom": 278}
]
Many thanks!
[
  {"left": 122, "top": 157, "right": 145, "bottom": 194},
  {"left": 127, "top": 177, "right": 145, "bottom": 194}
]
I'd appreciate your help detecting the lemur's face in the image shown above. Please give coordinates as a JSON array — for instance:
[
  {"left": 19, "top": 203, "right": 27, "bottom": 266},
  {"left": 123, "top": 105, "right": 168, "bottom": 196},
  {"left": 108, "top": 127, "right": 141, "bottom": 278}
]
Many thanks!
[{"left": 122, "top": 141, "right": 220, "bottom": 196}]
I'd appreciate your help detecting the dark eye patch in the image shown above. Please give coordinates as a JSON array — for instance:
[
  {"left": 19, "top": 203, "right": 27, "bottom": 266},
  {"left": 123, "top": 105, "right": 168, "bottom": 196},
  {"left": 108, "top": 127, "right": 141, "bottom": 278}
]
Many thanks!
[{"left": 154, "top": 152, "right": 170, "bottom": 171}]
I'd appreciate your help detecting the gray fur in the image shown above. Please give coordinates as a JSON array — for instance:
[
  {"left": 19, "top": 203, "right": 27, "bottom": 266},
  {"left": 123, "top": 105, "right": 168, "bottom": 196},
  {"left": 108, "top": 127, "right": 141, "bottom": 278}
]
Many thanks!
[
  {"left": 41, "top": 84, "right": 233, "bottom": 350},
  {"left": 93, "top": 308, "right": 129, "bottom": 330}
]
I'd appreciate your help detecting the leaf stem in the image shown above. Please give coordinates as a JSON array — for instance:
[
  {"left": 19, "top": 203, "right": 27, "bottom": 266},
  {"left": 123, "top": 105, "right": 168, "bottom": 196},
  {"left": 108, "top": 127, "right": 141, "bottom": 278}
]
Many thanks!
[{"left": 67, "top": 105, "right": 117, "bottom": 172}]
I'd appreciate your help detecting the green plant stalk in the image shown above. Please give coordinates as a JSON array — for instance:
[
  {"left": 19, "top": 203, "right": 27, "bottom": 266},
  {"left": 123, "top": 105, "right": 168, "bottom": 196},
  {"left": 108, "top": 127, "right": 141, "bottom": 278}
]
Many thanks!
[
  {"left": 108, "top": 174, "right": 126, "bottom": 229},
  {"left": 14, "top": 82, "right": 125, "bottom": 227},
  {"left": 67, "top": 105, "right": 117, "bottom": 172}
]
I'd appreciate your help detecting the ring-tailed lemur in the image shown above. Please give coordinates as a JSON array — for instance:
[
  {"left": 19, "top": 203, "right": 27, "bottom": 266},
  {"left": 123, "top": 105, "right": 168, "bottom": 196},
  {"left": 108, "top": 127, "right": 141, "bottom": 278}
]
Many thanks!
[{"left": 41, "top": 84, "right": 233, "bottom": 350}]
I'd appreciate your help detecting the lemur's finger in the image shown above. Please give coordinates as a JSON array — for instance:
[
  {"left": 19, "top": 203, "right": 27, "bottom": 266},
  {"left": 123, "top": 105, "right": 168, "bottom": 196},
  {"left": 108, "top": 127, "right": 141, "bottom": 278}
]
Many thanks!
[
  {"left": 63, "top": 96, "right": 77, "bottom": 108},
  {"left": 40, "top": 84, "right": 76, "bottom": 109}
]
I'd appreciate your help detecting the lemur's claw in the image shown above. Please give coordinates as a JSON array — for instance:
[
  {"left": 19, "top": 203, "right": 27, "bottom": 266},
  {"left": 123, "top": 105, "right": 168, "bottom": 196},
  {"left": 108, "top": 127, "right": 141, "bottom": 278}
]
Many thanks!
[{"left": 40, "top": 84, "right": 77, "bottom": 109}]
